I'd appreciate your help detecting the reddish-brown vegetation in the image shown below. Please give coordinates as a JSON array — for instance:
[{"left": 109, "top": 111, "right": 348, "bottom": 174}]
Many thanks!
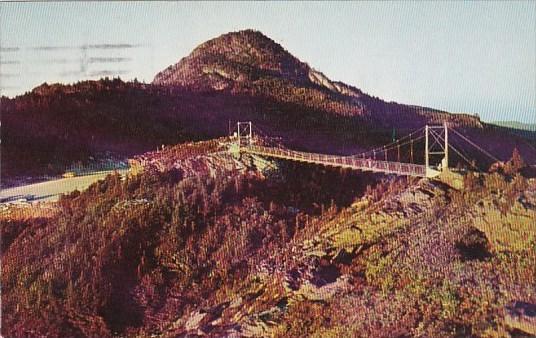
[
  {"left": 1, "top": 149, "right": 374, "bottom": 336},
  {"left": 2, "top": 29, "right": 536, "bottom": 337}
]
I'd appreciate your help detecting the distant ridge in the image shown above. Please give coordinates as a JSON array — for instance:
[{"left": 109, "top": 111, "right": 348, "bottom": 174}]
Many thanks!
[
  {"left": 491, "top": 121, "right": 536, "bottom": 131},
  {"left": 490, "top": 120, "right": 536, "bottom": 142}
]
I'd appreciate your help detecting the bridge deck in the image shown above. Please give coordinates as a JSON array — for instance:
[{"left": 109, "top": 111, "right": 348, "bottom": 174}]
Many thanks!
[{"left": 242, "top": 145, "right": 430, "bottom": 177}]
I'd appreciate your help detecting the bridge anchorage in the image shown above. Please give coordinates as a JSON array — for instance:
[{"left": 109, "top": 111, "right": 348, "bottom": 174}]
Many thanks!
[{"left": 232, "top": 121, "right": 487, "bottom": 179}]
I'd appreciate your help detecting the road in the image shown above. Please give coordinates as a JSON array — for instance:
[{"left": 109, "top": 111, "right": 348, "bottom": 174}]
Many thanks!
[{"left": 0, "top": 170, "right": 128, "bottom": 203}]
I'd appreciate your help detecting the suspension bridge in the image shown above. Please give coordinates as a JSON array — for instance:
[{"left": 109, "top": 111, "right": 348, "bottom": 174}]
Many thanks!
[{"left": 232, "top": 121, "right": 500, "bottom": 178}]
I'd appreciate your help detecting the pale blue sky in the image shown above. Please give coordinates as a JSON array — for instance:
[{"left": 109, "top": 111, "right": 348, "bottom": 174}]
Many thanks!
[{"left": 1, "top": 1, "right": 535, "bottom": 123}]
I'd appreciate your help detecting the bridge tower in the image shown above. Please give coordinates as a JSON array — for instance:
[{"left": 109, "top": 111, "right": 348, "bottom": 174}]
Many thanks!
[
  {"left": 236, "top": 121, "right": 253, "bottom": 149},
  {"left": 425, "top": 122, "right": 449, "bottom": 178}
]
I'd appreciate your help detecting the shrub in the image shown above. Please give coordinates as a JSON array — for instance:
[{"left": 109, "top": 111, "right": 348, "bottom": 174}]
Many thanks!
[
  {"left": 275, "top": 301, "right": 329, "bottom": 337},
  {"left": 455, "top": 227, "right": 491, "bottom": 261},
  {"left": 504, "top": 148, "right": 525, "bottom": 176}
]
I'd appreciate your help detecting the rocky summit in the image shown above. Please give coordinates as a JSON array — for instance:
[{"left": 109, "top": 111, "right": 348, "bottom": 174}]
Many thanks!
[
  {"left": 153, "top": 30, "right": 312, "bottom": 90},
  {"left": 153, "top": 30, "right": 363, "bottom": 98},
  {"left": 153, "top": 30, "right": 481, "bottom": 126}
]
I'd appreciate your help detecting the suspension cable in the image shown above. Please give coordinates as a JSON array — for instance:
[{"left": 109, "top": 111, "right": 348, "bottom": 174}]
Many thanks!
[
  {"left": 446, "top": 133, "right": 480, "bottom": 166},
  {"left": 348, "top": 126, "right": 426, "bottom": 158},
  {"left": 427, "top": 127, "right": 490, "bottom": 170},
  {"left": 448, "top": 143, "right": 481, "bottom": 171},
  {"left": 448, "top": 127, "right": 500, "bottom": 162},
  {"left": 428, "top": 128, "right": 445, "bottom": 151},
  {"left": 348, "top": 134, "right": 425, "bottom": 160}
]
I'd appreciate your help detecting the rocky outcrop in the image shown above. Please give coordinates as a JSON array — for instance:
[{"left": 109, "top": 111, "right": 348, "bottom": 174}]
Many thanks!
[
  {"left": 128, "top": 138, "right": 241, "bottom": 177},
  {"left": 505, "top": 301, "right": 536, "bottom": 335},
  {"left": 308, "top": 68, "right": 362, "bottom": 98}
]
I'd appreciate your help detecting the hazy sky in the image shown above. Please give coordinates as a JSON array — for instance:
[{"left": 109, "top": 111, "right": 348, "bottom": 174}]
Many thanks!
[{"left": 1, "top": 2, "right": 535, "bottom": 123}]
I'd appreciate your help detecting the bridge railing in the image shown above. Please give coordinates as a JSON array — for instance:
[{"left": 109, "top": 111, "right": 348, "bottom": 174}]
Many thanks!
[{"left": 243, "top": 145, "right": 427, "bottom": 177}]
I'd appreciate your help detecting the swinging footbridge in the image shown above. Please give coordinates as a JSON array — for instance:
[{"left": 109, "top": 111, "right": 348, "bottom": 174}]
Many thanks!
[{"left": 232, "top": 121, "right": 499, "bottom": 178}]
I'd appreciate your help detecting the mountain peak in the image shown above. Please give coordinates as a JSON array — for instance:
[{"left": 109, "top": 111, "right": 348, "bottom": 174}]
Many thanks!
[
  {"left": 191, "top": 29, "right": 286, "bottom": 60},
  {"left": 153, "top": 29, "right": 367, "bottom": 102},
  {"left": 152, "top": 30, "right": 483, "bottom": 128},
  {"left": 153, "top": 29, "right": 312, "bottom": 90}
]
